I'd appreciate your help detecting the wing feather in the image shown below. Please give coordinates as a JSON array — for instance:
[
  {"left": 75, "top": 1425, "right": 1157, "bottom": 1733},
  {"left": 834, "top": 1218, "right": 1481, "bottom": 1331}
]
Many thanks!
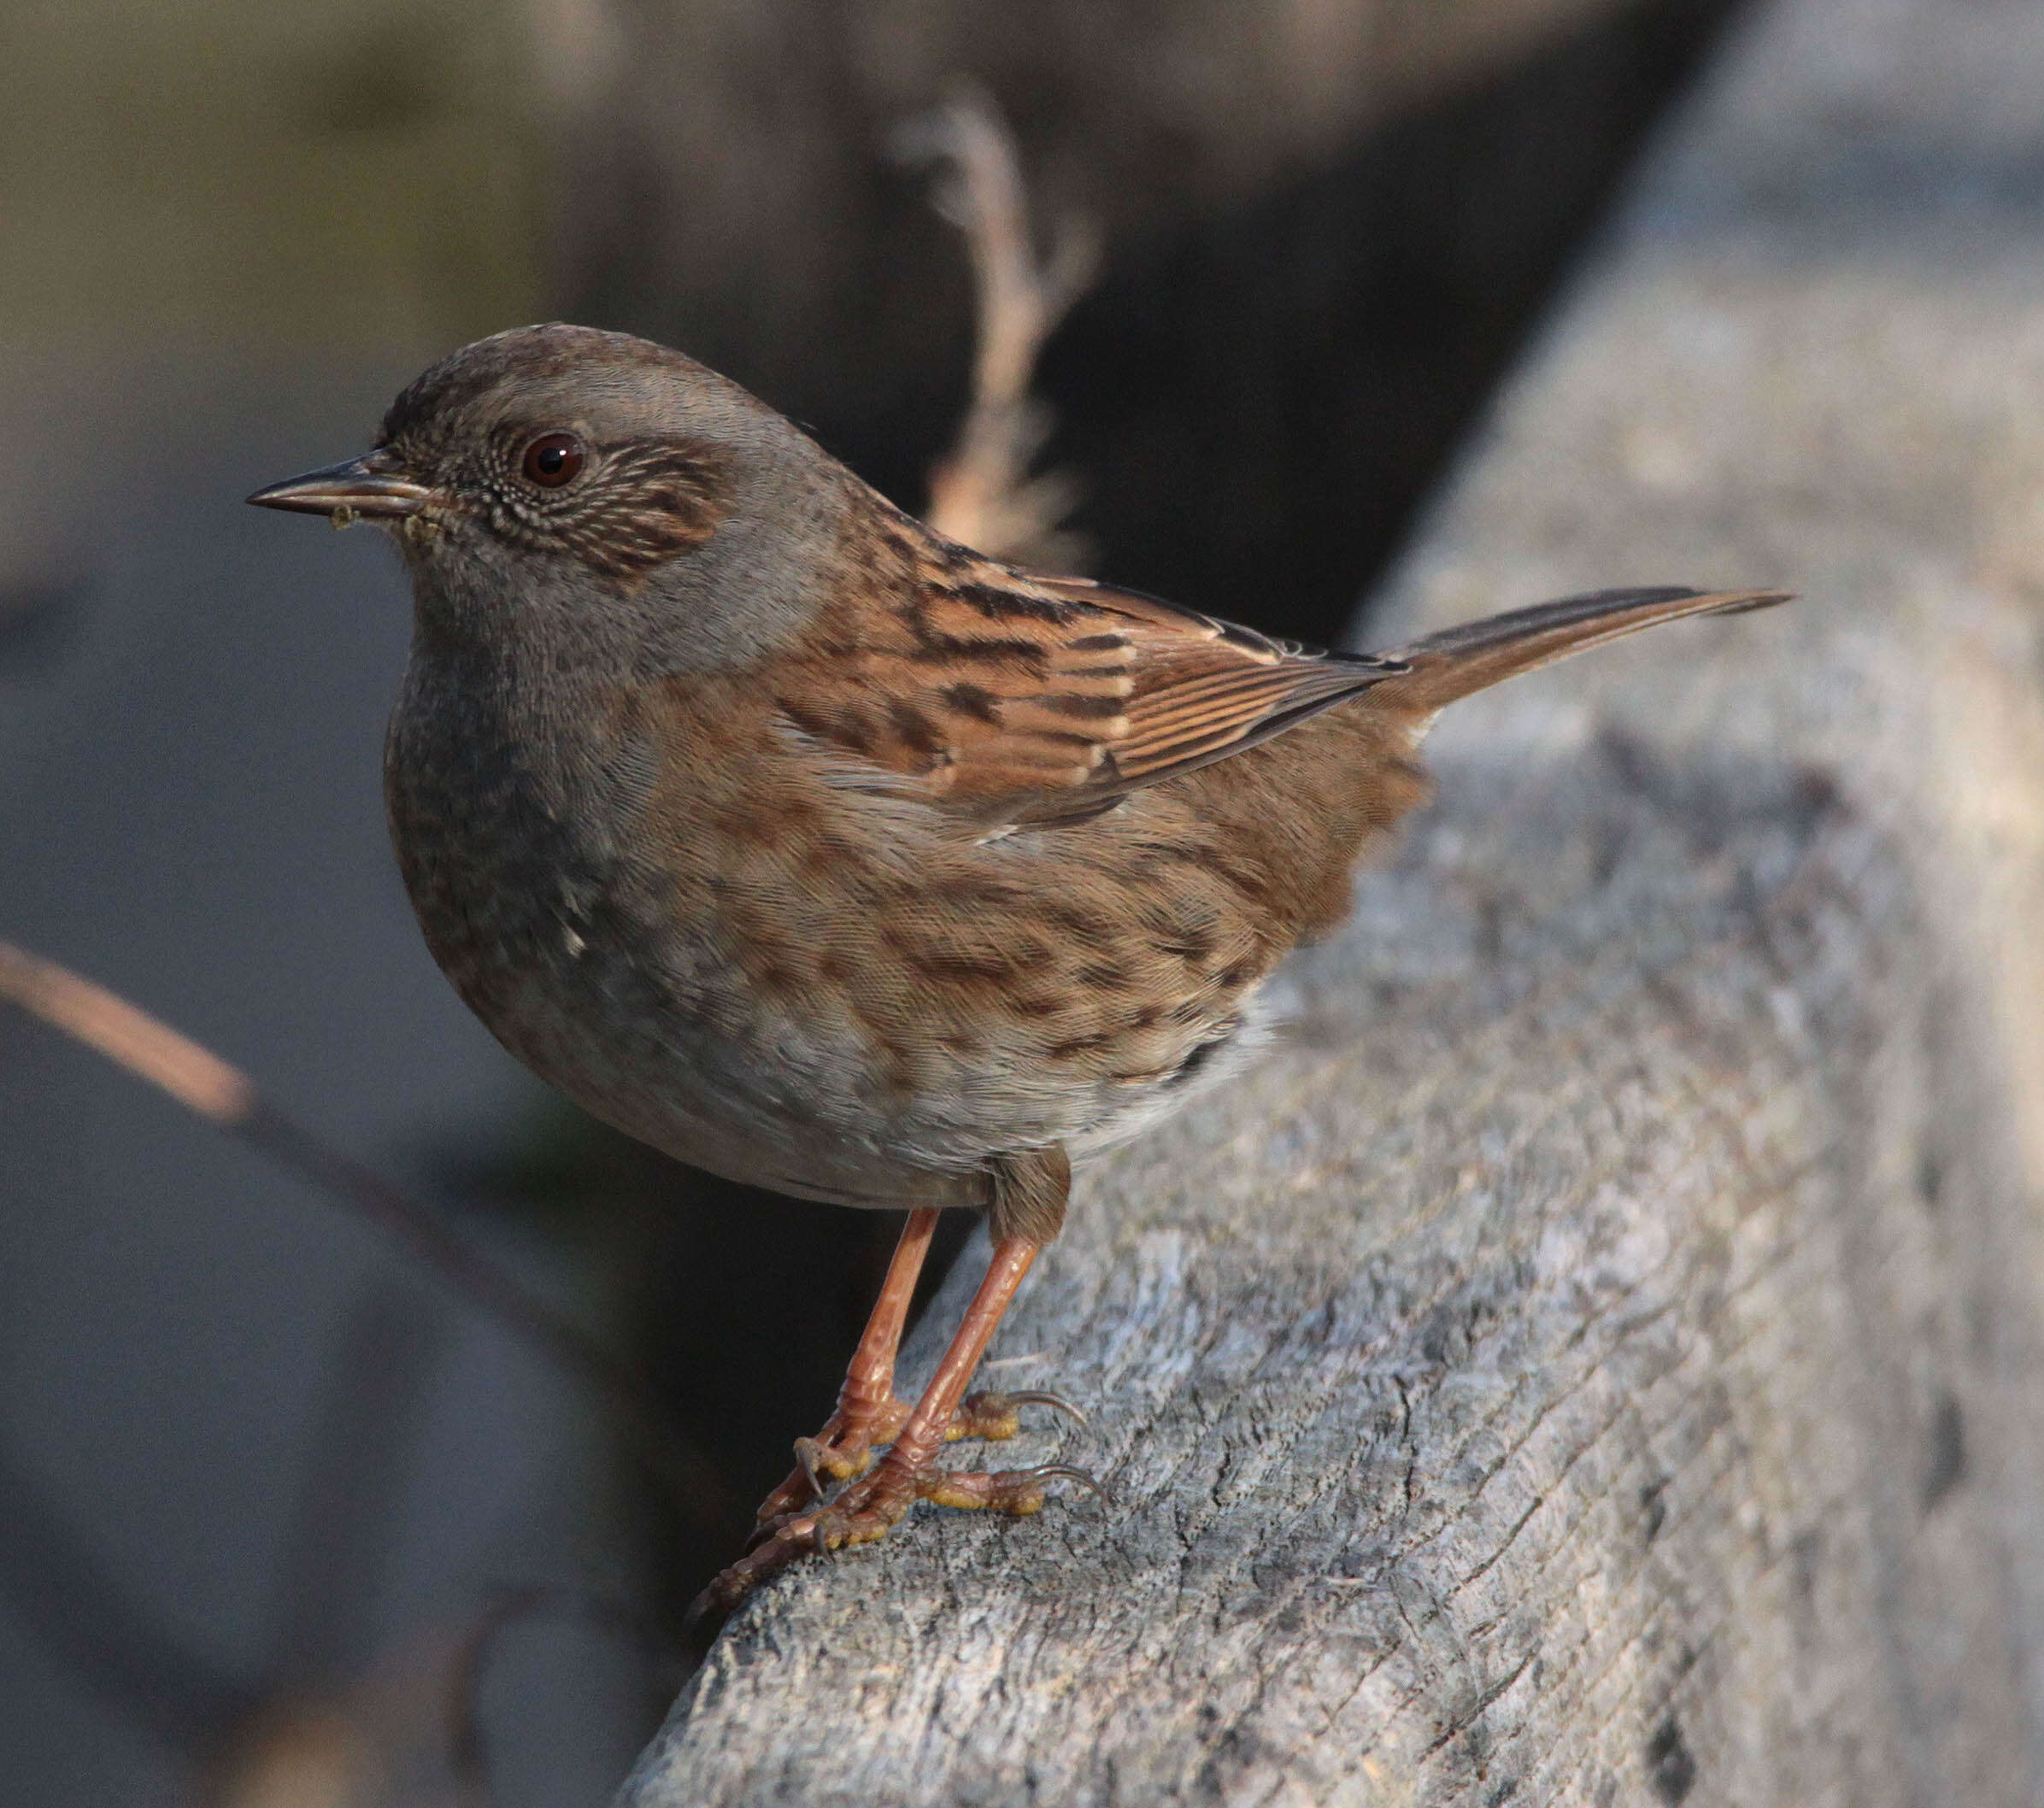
[{"left": 768, "top": 542, "right": 1400, "bottom": 820}]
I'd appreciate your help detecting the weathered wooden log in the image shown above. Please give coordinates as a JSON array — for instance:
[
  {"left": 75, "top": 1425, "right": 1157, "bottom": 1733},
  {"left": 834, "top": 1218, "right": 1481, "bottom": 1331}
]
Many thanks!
[{"left": 619, "top": 0, "right": 2044, "bottom": 1798}]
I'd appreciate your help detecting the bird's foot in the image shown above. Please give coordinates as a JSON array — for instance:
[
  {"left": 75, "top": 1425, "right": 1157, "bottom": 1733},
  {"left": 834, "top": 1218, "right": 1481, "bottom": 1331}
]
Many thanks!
[
  {"left": 753, "top": 1388, "right": 1084, "bottom": 1527},
  {"left": 693, "top": 1448, "right": 1104, "bottom": 1626},
  {"left": 690, "top": 1227, "right": 1084, "bottom": 1629}
]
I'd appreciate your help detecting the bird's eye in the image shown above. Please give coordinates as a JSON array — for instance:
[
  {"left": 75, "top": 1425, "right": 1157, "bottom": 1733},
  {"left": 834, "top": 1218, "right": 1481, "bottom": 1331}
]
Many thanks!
[{"left": 520, "top": 431, "right": 585, "bottom": 488}]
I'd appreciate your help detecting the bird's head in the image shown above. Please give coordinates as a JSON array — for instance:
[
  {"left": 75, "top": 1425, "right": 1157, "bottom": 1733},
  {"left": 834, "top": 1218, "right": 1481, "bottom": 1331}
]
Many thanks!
[{"left": 249, "top": 323, "right": 850, "bottom": 673}]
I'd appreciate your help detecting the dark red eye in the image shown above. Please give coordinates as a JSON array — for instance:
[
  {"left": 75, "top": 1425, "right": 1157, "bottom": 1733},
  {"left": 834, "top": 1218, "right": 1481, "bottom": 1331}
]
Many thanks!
[{"left": 520, "top": 431, "right": 585, "bottom": 487}]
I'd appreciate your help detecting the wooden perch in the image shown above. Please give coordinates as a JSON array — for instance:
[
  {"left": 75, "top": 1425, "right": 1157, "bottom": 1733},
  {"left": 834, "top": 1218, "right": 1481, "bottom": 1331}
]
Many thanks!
[{"left": 620, "top": 0, "right": 2044, "bottom": 1799}]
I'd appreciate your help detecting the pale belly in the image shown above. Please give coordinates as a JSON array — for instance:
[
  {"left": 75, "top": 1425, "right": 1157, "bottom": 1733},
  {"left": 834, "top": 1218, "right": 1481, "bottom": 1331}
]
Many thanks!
[
  {"left": 424, "top": 884, "right": 1260, "bottom": 1212},
  {"left": 384, "top": 671, "right": 1264, "bottom": 1210}
]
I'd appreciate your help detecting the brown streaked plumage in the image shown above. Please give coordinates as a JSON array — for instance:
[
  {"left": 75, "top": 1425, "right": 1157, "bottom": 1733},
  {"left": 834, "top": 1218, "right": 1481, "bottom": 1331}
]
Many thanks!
[{"left": 249, "top": 322, "right": 1788, "bottom": 1623}]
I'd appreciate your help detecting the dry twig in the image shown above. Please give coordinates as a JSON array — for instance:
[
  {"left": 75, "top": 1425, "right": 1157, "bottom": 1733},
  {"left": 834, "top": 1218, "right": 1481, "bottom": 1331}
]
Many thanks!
[
  {"left": 0, "top": 937, "right": 733, "bottom": 1531},
  {"left": 898, "top": 85, "right": 1099, "bottom": 569}
]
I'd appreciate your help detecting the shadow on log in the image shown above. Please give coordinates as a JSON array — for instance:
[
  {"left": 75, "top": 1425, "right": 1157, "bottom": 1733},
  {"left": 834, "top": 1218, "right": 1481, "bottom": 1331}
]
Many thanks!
[{"left": 619, "top": 0, "right": 2044, "bottom": 1797}]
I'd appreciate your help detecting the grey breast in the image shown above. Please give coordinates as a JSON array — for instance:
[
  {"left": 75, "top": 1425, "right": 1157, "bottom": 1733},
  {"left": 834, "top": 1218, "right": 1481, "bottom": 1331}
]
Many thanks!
[{"left": 383, "top": 650, "right": 985, "bottom": 1209}]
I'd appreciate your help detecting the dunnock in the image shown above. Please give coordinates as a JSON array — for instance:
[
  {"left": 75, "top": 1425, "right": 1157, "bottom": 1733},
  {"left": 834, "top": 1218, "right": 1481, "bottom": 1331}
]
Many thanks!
[{"left": 250, "top": 323, "right": 1785, "bottom": 1618}]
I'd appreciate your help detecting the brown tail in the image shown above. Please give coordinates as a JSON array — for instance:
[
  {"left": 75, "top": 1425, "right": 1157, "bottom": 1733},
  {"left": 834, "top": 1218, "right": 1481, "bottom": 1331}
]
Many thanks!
[{"left": 1366, "top": 586, "right": 1791, "bottom": 717}]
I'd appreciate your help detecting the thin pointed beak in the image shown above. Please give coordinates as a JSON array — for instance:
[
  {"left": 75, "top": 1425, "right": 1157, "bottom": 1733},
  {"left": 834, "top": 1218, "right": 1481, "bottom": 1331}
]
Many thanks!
[{"left": 246, "top": 454, "right": 437, "bottom": 521}]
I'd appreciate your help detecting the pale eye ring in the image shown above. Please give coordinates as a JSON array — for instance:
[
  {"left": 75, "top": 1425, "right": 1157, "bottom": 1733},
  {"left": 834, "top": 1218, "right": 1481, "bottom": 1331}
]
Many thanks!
[{"left": 520, "top": 431, "right": 585, "bottom": 488}]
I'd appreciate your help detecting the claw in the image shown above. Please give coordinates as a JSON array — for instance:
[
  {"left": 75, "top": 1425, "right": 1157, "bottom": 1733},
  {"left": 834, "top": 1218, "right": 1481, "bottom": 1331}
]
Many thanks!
[
  {"left": 682, "top": 1587, "right": 725, "bottom": 1637},
  {"left": 949, "top": 1386, "right": 1089, "bottom": 1443},
  {"left": 1025, "top": 1463, "right": 1113, "bottom": 1508},
  {"left": 908, "top": 1459, "right": 1113, "bottom": 1515},
  {"left": 796, "top": 1437, "right": 832, "bottom": 1507},
  {"left": 1001, "top": 1388, "right": 1088, "bottom": 1427}
]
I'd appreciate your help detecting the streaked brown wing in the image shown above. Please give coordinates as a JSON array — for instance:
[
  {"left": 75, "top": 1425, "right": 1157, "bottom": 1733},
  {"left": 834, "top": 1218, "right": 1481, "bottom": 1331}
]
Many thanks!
[{"left": 769, "top": 558, "right": 1401, "bottom": 822}]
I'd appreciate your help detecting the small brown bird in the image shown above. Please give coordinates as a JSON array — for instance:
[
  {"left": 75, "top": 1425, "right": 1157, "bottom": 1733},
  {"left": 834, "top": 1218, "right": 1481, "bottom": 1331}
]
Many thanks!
[{"left": 250, "top": 324, "right": 1784, "bottom": 1618}]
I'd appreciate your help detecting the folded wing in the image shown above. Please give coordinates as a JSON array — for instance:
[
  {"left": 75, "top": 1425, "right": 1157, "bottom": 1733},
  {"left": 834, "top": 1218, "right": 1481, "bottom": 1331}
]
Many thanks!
[
  {"left": 770, "top": 562, "right": 1402, "bottom": 823},
  {"left": 770, "top": 540, "right": 1788, "bottom": 826}
]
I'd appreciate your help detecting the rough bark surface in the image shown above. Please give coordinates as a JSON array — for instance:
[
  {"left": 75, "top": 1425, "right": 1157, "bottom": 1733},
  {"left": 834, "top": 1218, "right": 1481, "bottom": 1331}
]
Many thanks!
[{"left": 620, "top": 0, "right": 2044, "bottom": 1799}]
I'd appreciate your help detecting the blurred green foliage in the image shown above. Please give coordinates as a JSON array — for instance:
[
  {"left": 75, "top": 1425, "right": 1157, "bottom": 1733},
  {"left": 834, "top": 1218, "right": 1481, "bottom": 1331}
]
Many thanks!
[{"left": 0, "top": 0, "right": 540, "bottom": 351}]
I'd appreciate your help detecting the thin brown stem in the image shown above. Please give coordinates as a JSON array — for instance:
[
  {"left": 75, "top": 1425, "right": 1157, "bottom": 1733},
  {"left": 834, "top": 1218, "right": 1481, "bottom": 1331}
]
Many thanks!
[{"left": 0, "top": 938, "right": 734, "bottom": 1531}]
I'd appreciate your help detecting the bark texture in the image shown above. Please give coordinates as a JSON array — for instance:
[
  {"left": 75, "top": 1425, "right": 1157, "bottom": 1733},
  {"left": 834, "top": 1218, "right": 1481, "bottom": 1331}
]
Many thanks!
[{"left": 620, "top": 0, "right": 2044, "bottom": 1798}]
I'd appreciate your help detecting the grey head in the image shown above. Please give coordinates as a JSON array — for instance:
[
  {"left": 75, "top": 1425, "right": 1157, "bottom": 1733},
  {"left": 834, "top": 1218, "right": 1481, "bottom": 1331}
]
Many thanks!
[{"left": 248, "top": 323, "right": 855, "bottom": 677}]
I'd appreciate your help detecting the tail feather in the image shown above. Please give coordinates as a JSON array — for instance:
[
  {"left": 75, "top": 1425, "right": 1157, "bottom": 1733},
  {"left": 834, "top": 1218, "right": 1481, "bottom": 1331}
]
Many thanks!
[{"left": 1366, "top": 586, "right": 1791, "bottom": 717}]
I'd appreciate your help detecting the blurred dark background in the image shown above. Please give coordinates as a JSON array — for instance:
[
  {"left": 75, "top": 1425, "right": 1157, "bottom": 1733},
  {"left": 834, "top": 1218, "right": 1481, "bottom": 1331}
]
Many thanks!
[{"left": 0, "top": 1, "right": 1744, "bottom": 1800}]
